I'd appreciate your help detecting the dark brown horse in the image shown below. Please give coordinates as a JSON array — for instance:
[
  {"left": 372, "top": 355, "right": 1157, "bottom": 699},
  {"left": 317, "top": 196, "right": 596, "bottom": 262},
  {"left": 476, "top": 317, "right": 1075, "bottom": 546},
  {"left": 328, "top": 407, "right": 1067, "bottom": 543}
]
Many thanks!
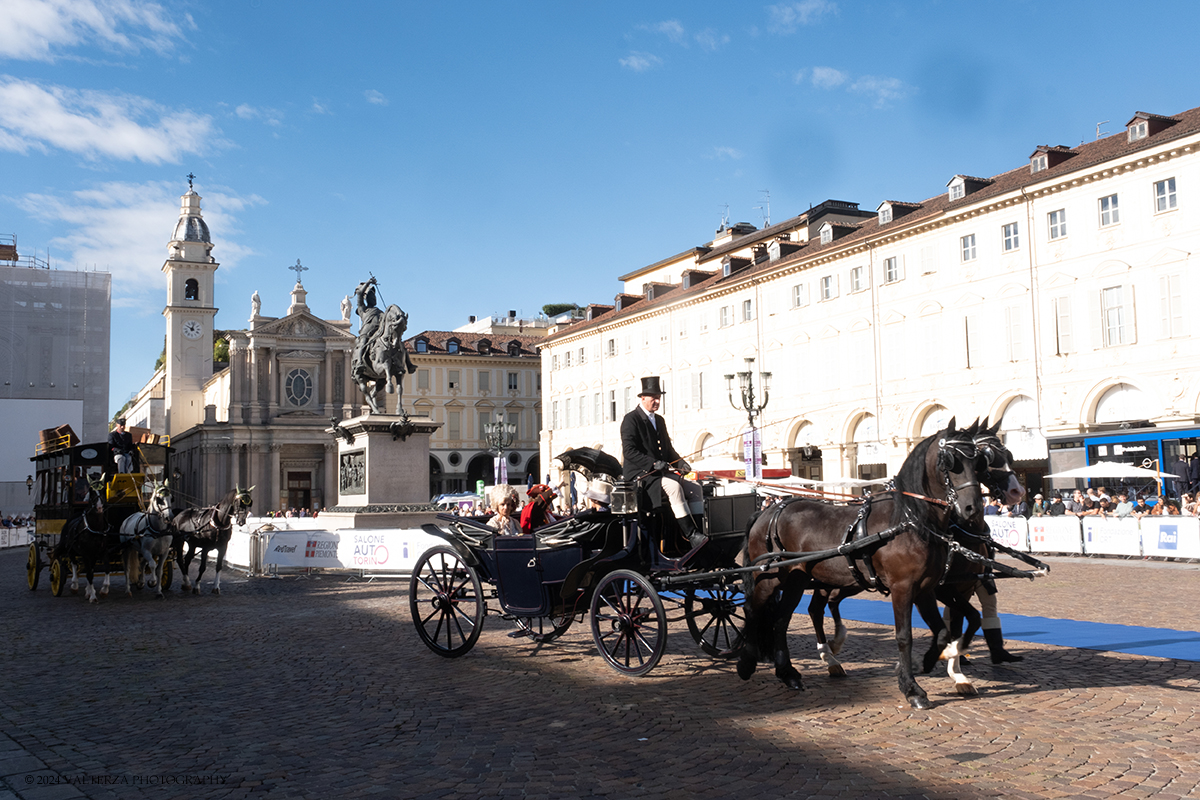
[
  {"left": 53, "top": 481, "right": 117, "bottom": 603},
  {"left": 172, "top": 486, "right": 253, "bottom": 595},
  {"left": 737, "top": 418, "right": 988, "bottom": 709}
]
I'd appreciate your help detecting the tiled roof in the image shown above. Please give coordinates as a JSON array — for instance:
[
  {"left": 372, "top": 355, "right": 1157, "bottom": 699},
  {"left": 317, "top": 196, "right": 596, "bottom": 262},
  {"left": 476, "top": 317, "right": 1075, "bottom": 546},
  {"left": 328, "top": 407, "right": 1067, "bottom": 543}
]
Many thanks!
[{"left": 405, "top": 330, "right": 541, "bottom": 357}]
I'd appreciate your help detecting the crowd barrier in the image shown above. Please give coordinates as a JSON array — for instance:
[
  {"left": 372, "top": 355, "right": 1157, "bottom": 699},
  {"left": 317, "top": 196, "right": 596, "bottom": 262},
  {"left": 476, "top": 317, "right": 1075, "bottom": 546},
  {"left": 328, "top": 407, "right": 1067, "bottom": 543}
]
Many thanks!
[
  {"left": 0, "top": 527, "right": 33, "bottom": 550},
  {"left": 988, "top": 515, "right": 1200, "bottom": 559},
  {"left": 222, "top": 520, "right": 443, "bottom": 577}
]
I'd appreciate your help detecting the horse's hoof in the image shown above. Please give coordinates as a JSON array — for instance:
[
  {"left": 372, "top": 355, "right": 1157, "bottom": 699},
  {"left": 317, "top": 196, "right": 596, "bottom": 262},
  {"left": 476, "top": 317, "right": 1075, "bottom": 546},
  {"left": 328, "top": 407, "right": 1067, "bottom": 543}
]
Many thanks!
[
  {"left": 736, "top": 658, "right": 757, "bottom": 681},
  {"left": 955, "top": 681, "right": 977, "bottom": 696},
  {"left": 908, "top": 695, "right": 933, "bottom": 710},
  {"left": 211, "top": 587, "right": 221, "bottom": 596},
  {"left": 776, "top": 668, "right": 805, "bottom": 691},
  {"left": 827, "top": 664, "right": 847, "bottom": 678},
  {"left": 155, "top": 594, "right": 165, "bottom": 601},
  {"left": 71, "top": 588, "right": 79, "bottom": 595},
  {"left": 191, "top": 587, "right": 200, "bottom": 595}
]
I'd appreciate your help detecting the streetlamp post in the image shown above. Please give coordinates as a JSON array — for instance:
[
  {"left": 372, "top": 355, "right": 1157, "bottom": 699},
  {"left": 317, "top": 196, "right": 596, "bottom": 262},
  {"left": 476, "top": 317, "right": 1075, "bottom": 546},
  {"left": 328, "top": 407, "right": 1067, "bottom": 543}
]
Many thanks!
[
  {"left": 484, "top": 413, "right": 517, "bottom": 486},
  {"left": 725, "top": 357, "right": 772, "bottom": 479}
]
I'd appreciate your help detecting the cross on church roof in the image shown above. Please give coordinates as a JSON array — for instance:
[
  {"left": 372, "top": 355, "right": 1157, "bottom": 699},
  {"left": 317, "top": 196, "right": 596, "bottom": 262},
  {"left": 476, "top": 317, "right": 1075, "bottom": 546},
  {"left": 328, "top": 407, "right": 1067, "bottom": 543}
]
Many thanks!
[
  {"left": 289, "top": 259, "right": 308, "bottom": 284},
  {"left": 187, "top": 172, "right": 195, "bottom": 189}
]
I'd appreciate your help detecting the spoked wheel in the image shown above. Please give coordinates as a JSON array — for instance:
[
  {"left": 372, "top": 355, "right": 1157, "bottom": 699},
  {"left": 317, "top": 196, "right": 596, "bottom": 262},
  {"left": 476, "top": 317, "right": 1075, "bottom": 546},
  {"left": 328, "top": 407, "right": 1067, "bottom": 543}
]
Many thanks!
[
  {"left": 510, "top": 613, "right": 574, "bottom": 643},
  {"left": 589, "top": 569, "right": 667, "bottom": 677},
  {"left": 50, "top": 558, "right": 68, "bottom": 597},
  {"left": 409, "top": 546, "right": 484, "bottom": 657},
  {"left": 161, "top": 558, "right": 174, "bottom": 591},
  {"left": 27, "top": 543, "right": 41, "bottom": 590},
  {"left": 685, "top": 583, "right": 746, "bottom": 658}
]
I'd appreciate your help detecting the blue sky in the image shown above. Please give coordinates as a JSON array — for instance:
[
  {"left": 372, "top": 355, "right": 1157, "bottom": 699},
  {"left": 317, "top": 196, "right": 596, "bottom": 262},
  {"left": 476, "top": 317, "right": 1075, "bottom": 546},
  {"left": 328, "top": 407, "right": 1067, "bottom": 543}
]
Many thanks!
[{"left": 2, "top": 0, "right": 1198, "bottom": 418}]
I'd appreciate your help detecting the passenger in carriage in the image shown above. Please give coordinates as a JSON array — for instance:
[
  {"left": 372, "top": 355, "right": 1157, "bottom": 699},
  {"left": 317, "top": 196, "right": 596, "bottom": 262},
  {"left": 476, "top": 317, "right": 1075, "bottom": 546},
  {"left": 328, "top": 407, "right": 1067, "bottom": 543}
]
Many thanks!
[
  {"left": 579, "top": 480, "right": 613, "bottom": 515},
  {"left": 486, "top": 484, "right": 522, "bottom": 536},
  {"left": 619, "top": 376, "right": 705, "bottom": 550},
  {"left": 108, "top": 418, "right": 136, "bottom": 474},
  {"left": 520, "top": 484, "right": 559, "bottom": 533}
]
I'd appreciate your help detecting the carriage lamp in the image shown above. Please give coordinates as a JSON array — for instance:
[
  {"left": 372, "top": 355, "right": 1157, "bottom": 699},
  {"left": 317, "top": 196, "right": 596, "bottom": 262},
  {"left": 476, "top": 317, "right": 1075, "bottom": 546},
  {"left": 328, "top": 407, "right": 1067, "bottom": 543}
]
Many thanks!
[
  {"left": 26, "top": 475, "right": 33, "bottom": 495},
  {"left": 727, "top": 357, "right": 772, "bottom": 479}
]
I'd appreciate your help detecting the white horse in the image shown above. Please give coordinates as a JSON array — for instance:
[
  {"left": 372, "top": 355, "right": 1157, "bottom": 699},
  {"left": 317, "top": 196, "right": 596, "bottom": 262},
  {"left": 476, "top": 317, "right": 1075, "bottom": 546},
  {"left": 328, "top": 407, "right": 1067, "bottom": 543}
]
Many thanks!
[{"left": 119, "top": 481, "right": 175, "bottom": 599}]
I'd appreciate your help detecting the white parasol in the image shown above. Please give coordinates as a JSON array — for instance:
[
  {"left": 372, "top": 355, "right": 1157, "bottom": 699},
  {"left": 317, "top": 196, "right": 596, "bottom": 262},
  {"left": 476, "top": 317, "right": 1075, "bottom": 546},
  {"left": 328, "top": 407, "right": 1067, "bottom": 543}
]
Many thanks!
[{"left": 1044, "top": 461, "right": 1177, "bottom": 480}]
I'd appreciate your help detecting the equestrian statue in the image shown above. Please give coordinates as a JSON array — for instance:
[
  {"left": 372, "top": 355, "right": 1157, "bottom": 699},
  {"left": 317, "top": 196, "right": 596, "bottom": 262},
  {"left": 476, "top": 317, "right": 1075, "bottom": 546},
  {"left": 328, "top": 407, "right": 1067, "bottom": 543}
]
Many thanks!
[{"left": 351, "top": 276, "right": 416, "bottom": 415}]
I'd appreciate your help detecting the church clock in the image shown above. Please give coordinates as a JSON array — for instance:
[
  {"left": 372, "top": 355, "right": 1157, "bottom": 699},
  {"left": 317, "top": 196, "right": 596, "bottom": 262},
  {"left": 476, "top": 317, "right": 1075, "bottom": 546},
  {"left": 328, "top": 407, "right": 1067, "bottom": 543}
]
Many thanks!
[{"left": 182, "top": 319, "right": 204, "bottom": 339}]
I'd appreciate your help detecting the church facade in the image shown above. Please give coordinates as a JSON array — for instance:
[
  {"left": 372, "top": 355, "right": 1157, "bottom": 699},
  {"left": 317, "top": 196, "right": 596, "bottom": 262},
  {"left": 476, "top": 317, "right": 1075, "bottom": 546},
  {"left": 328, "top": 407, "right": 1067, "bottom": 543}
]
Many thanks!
[{"left": 129, "top": 188, "right": 365, "bottom": 513}]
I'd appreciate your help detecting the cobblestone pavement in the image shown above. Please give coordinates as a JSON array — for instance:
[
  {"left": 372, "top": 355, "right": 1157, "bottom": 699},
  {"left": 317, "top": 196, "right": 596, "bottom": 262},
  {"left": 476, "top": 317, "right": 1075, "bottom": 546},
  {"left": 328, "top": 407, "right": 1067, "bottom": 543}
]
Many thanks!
[{"left": 3, "top": 549, "right": 1200, "bottom": 800}]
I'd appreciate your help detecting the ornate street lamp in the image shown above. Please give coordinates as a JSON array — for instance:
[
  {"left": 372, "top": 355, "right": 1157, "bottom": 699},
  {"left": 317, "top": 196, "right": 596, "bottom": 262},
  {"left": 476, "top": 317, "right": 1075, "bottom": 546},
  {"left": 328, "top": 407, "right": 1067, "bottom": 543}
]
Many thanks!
[
  {"left": 26, "top": 475, "right": 33, "bottom": 496},
  {"left": 725, "top": 357, "right": 772, "bottom": 479},
  {"left": 484, "top": 413, "right": 517, "bottom": 485}
]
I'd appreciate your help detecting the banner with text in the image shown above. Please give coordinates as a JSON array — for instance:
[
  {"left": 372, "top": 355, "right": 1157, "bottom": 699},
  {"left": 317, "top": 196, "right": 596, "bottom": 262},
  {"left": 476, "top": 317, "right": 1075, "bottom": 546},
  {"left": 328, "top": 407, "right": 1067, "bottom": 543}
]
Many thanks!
[
  {"left": 1141, "top": 516, "right": 1200, "bottom": 559},
  {"left": 1081, "top": 517, "right": 1142, "bottom": 557},
  {"left": 985, "top": 517, "right": 1029, "bottom": 551},
  {"left": 1027, "top": 516, "right": 1084, "bottom": 554}
]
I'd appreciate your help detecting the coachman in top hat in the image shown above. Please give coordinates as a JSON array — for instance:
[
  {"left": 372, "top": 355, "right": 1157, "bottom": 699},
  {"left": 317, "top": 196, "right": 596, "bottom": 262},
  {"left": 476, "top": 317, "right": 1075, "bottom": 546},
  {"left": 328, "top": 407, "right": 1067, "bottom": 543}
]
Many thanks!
[{"left": 619, "top": 376, "right": 706, "bottom": 549}]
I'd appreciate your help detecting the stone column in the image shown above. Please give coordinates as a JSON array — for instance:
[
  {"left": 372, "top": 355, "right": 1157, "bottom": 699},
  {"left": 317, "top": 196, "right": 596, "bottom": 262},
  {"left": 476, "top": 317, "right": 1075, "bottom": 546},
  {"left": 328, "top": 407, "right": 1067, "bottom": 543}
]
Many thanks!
[
  {"left": 269, "top": 444, "right": 282, "bottom": 514},
  {"left": 249, "top": 345, "right": 260, "bottom": 423},
  {"left": 228, "top": 344, "right": 244, "bottom": 424},
  {"left": 323, "top": 441, "right": 338, "bottom": 509},
  {"left": 268, "top": 352, "right": 279, "bottom": 420},
  {"left": 342, "top": 348, "right": 355, "bottom": 418}
]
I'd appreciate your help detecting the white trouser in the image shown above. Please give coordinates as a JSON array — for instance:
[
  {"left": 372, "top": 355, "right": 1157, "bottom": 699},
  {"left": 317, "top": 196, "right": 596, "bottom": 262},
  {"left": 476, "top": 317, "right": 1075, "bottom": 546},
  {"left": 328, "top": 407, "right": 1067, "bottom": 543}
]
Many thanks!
[{"left": 661, "top": 473, "right": 704, "bottom": 520}]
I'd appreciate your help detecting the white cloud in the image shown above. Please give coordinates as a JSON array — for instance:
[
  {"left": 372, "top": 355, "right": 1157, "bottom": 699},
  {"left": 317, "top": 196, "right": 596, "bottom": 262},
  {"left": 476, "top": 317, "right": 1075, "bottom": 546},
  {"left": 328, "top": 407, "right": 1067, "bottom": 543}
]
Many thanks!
[
  {"left": 363, "top": 89, "right": 388, "bottom": 106},
  {"left": 233, "top": 103, "right": 282, "bottom": 126},
  {"left": 708, "top": 146, "right": 744, "bottom": 160},
  {"left": 0, "top": 0, "right": 192, "bottom": 61},
  {"left": 694, "top": 29, "right": 730, "bottom": 51},
  {"left": 850, "top": 75, "right": 914, "bottom": 108},
  {"left": 767, "top": 0, "right": 837, "bottom": 33},
  {"left": 18, "top": 180, "right": 263, "bottom": 304},
  {"left": 310, "top": 99, "right": 332, "bottom": 115},
  {"left": 810, "top": 66, "right": 847, "bottom": 89},
  {"left": 619, "top": 52, "right": 662, "bottom": 72},
  {"left": 640, "top": 20, "right": 686, "bottom": 43},
  {"left": 0, "top": 76, "right": 218, "bottom": 163}
]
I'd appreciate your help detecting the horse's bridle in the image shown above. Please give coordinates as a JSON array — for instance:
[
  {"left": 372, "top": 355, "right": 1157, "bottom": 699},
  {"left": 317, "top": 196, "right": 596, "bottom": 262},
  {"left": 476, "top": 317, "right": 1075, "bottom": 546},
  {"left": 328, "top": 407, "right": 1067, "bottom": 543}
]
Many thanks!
[{"left": 937, "top": 435, "right": 982, "bottom": 512}]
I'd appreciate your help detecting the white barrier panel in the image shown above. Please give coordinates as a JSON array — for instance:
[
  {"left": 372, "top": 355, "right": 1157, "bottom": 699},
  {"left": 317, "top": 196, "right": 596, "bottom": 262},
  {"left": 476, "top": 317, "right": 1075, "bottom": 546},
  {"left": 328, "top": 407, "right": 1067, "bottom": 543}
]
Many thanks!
[
  {"left": 223, "top": 529, "right": 253, "bottom": 568},
  {"left": 1141, "top": 516, "right": 1200, "bottom": 559},
  {"left": 260, "top": 528, "right": 444, "bottom": 573},
  {"left": 1081, "top": 517, "right": 1142, "bottom": 557},
  {"left": 985, "top": 517, "right": 1029, "bottom": 551},
  {"left": 1027, "top": 516, "right": 1083, "bottom": 554},
  {"left": 0, "top": 527, "right": 32, "bottom": 550}
]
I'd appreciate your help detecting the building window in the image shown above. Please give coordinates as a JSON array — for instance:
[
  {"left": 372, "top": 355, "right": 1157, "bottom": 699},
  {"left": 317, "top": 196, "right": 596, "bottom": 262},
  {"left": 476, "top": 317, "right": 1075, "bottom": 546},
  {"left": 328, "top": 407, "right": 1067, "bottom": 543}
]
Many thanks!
[
  {"left": 551, "top": 402, "right": 559, "bottom": 430},
  {"left": 850, "top": 266, "right": 864, "bottom": 292},
  {"left": 1002, "top": 222, "right": 1020, "bottom": 252},
  {"left": 415, "top": 339, "right": 428, "bottom": 353},
  {"left": 184, "top": 278, "right": 199, "bottom": 301},
  {"left": 447, "top": 369, "right": 460, "bottom": 390},
  {"left": 578, "top": 395, "right": 587, "bottom": 426},
  {"left": 1031, "top": 154, "right": 1047, "bottom": 173},
  {"left": 819, "top": 225, "right": 832, "bottom": 245},
  {"left": 1052, "top": 297, "right": 1073, "bottom": 355},
  {"left": 416, "top": 369, "right": 429, "bottom": 390},
  {"left": 1099, "top": 194, "right": 1120, "bottom": 226},
  {"left": 477, "top": 339, "right": 490, "bottom": 354},
  {"left": 564, "top": 397, "right": 573, "bottom": 428},
  {"left": 792, "top": 284, "right": 808, "bottom": 308},
  {"left": 284, "top": 368, "right": 312, "bottom": 406},
  {"left": 507, "top": 371, "right": 519, "bottom": 392},
  {"left": 949, "top": 182, "right": 964, "bottom": 201},
  {"left": 1004, "top": 305, "right": 1025, "bottom": 362},
  {"left": 593, "top": 393, "right": 601, "bottom": 425},
  {"left": 741, "top": 299, "right": 753, "bottom": 321},
  {"left": 820, "top": 275, "right": 837, "bottom": 301},
  {"left": 878, "top": 207, "right": 892, "bottom": 225},
  {"left": 920, "top": 245, "right": 938, "bottom": 275},
  {"left": 659, "top": 323, "right": 669, "bottom": 343},
  {"left": 1161, "top": 274, "right": 1184, "bottom": 338},
  {"left": 1129, "top": 120, "right": 1148, "bottom": 142},
  {"left": 883, "top": 256, "right": 902, "bottom": 283},
  {"left": 564, "top": 351, "right": 572, "bottom": 368},
  {"left": 1048, "top": 209, "right": 1067, "bottom": 240},
  {"left": 623, "top": 386, "right": 631, "bottom": 414},
  {"left": 608, "top": 390, "right": 616, "bottom": 422},
  {"left": 1101, "top": 286, "right": 1129, "bottom": 347},
  {"left": 551, "top": 354, "right": 559, "bottom": 371},
  {"left": 578, "top": 347, "right": 586, "bottom": 365},
  {"left": 678, "top": 317, "right": 688, "bottom": 338},
  {"left": 1154, "top": 177, "right": 1177, "bottom": 212},
  {"left": 447, "top": 411, "right": 460, "bottom": 440},
  {"left": 478, "top": 370, "right": 490, "bottom": 393},
  {"left": 641, "top": 329, "right": 650, "bottom": 348},
  {"left": 606, "top": 338, "right": 616, "bottom": 357},
  {"left": 447, "top": 339, "right": 459, "bottom": 354},
  {"left": 507, "top": 341, "right": 520, "bottom": 356},
  {"left": 960, "top": 234, "right": 977, "bottom": 262},
  {"left": 719, "top": 306, "right": 732, "bottom": 328}
]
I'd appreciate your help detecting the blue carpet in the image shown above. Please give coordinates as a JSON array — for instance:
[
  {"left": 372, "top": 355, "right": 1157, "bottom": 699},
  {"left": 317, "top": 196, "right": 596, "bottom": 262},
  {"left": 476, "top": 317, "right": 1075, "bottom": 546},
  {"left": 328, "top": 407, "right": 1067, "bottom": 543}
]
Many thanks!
[{"left": 822, "top": 596, "right": 1200, "bottom": 663}]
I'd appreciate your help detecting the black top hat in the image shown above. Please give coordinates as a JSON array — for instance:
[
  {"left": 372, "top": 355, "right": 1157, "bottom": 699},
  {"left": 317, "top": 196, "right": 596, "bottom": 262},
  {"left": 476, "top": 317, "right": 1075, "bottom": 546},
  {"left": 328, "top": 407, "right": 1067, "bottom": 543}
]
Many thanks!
[{"left": 638, "top": 376, "right": 665, "bottom": 397}]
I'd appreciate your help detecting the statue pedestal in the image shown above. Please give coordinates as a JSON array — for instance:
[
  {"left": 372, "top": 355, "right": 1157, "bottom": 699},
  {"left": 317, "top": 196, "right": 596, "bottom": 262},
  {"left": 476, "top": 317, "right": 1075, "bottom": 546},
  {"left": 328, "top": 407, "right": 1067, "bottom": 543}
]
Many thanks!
[{"left": 323, "top": 415, "right": 440, "bottom": 523}]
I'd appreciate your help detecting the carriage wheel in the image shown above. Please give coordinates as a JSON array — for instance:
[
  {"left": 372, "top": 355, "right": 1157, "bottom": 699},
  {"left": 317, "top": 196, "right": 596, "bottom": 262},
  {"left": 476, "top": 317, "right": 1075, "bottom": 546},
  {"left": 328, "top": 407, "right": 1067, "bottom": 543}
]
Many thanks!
[
  {"left": 27, "top": 543, "right": 41, "bottom": 590},
  {"left": 510, "top": 613, "right": 574, "bottom": 643},
  {"left": 50, "top": 558, "right": 68, "bottom": 597},
  {"left": 589, "top": 569, "right": 667, "bottom": 677},
  {"left": 684, "top": 583, "right": 746, "bottom": 658},
  {"left": 409, "top": 546, "right": 484, "bottom": 658},
  {"left": 161, "top": 558, "right": 174, "bottom": 591}
]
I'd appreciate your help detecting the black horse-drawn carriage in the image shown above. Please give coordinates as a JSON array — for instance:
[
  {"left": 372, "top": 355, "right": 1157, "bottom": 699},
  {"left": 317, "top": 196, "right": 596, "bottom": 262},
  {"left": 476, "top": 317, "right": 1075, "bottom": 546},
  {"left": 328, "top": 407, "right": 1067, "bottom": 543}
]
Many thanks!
[
  {"left": 412, "top": 421, "right": 1048, "bottom": 705},
  {"left": 26, "top": 433, "right": 176, "bottom": 597},
  {"left": 410, "top": 447, "right": 756, "bottom": 676}
]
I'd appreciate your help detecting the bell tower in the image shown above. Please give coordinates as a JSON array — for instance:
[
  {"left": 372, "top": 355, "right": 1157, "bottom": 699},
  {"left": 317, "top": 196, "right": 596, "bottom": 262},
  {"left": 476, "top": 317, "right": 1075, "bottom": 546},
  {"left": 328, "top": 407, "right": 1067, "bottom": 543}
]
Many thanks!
[{"left": 163, "top": 177, "right": 219, "bottom": 437}]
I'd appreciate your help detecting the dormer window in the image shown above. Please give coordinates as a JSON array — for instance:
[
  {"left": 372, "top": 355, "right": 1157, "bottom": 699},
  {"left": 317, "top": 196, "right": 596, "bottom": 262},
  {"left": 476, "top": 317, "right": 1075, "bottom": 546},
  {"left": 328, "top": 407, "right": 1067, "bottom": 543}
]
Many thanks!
[
  {"left": 447, "top": 339, "right": 460, "bottom": 354},
  {"left": 1128, "top": 120, "right": 1148, "bottom": 142},
  {"left": 819, "top": 223, "right": 833, "bottom": 245},
  {"left": 477, "top": 339, "right": 490, "bottom": 354},
  {"left": 1031, "top": 154, "right": 1048, "bottom": 173},
  {"left": 507, "top": 341, "right": 520, "bottom": 356},
  {"left": 878, "top": 206, "right": 892, "bottom": 225},
  {"left": 948, "top": 180, "right": 965, "bottom": 201},
  {"left": 415, "top": 338, "right": 428, "bottom": 353}
]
